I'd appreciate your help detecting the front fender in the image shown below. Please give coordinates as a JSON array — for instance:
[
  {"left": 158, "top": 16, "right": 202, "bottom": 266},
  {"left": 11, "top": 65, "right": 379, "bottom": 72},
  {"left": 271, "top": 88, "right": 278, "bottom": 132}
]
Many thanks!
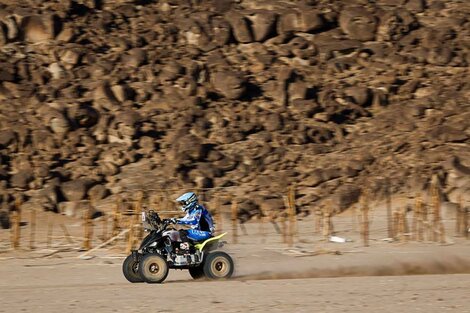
[{"left": 139, "top": 231, "right": 161, "bottom": 250}]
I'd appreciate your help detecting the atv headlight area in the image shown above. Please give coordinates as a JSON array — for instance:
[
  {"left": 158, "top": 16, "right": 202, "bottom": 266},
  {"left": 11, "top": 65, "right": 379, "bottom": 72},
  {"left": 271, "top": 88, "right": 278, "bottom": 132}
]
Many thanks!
[{"left": 141, "top": 212, "right": 154, "bottom": 231}]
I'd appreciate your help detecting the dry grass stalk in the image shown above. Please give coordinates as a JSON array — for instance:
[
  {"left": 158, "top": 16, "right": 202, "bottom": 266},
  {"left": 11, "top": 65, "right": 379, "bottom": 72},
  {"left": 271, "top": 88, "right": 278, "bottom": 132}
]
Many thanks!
[
  {"left": 10, "top": 211, "right": 18, "bottom": 249},
  {"left": 414, "top": 194, "right": 424, "bottom": 241},
  {"left": 386, "top": 181, "right": 393, "bottom": 239},
  {"left": 125, "top": 216, "right": 135, "bottom": 255},
  {"left": 321, "top": 203, "right": 333, "bottom": 241},
  {"left": 279, "top": 213, "right": 287, "bottom": 244},
  {"left": 360, "top": 189, "right": 369, "bottom": 247},
  {"left": 288, "top": 185, "right": 297, "bottom": 243},
  {"left": 112, "top": 196, "right": 122, "bottom": 237},
  {"left": 430, "top": 176, "right": 445, "bottom": 243},
  {"left": 258, "top": 206, "right": 266, "bottom": 244},
  {"left": 392, "top": 211, "right": 399, "bottom": 240},
  {"left": 29, "top": 209, "right": 36, "bottom": 250},
  {"left": 9, "top": 195, "right": 23, "bottom": 249},
  {"left": 102, "top": 214, "right": 108, "bottom": 242},
  {"left": 214, "top": 196, "right": 223, "bottom": 233},
  {"left": 398, "top": 209, "right": 408, "bottom": 243},
  {"left": 456, "top": 195, "right": 467, "bottom": 237},
  {"left": 351, "top": 205, "right": 357, "bottom": 232},
  {"left": 314, "top": 209, "right": 322, "bottom": 234},
  {"left": 47, "top": 214, "right": 54, "bottom": 248},
  {"left": 60, "top": 224, "right": 74, "bottom": 244},
  {"left": 465, "top": 206, "right": 470, "bottom": 240},
  {"left": 82, "top": 203, "right": 93, "bottom": 251},
  {"left": 231, "top": 199, "right": 238, "bottom": 244}
]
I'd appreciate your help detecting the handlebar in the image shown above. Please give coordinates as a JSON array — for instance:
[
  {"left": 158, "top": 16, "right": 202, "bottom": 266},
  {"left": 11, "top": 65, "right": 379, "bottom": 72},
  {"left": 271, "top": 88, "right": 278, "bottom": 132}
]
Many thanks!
[{"left": 142, "top": 210, "right": 175, "bottom": 231}]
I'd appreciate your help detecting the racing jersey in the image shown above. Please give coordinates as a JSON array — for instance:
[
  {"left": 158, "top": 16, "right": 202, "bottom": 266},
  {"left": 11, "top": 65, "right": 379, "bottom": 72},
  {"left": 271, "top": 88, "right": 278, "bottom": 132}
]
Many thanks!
[{"left": 176, "top": 204, "right": 215, "bottom": 233}]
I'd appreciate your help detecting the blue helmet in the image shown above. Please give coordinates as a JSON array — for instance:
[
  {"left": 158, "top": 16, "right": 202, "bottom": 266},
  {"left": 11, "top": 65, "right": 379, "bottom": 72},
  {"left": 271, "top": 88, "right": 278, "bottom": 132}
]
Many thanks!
[{"left": 176, "top": 192, "right": 198, "bottom": 212}]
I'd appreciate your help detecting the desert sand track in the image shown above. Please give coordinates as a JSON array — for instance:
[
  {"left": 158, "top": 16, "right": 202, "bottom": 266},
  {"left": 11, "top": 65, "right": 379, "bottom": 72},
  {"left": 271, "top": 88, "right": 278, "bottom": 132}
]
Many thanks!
[{"left": 1, "top": 237, "right": 470, "bottom": 313}]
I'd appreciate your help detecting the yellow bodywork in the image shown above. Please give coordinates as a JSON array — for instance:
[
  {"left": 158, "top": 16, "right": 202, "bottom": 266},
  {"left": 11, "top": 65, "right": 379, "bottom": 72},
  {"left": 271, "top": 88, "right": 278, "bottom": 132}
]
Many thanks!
[{"left": 194, "top": 232, "right": 227, "bottom": 251}]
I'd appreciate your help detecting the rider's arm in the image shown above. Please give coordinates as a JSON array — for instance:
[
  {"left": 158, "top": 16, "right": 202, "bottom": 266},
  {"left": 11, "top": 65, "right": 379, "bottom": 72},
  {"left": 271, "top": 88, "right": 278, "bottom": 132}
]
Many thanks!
[{"left": 176, "top": 208, "right": 201, "bottom": 226}]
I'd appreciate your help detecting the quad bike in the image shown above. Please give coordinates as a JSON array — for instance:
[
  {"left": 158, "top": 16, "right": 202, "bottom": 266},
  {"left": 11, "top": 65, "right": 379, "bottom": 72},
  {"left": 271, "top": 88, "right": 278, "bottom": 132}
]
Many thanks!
[{"left": 122, "top": 210, "right": 234, "bottom": 283}]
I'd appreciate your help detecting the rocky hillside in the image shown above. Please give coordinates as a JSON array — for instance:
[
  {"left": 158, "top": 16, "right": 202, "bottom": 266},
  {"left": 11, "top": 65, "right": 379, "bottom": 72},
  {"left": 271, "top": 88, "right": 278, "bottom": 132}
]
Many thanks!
[{"left": 0, "top": 0, "right": 468, "bottom": 223}]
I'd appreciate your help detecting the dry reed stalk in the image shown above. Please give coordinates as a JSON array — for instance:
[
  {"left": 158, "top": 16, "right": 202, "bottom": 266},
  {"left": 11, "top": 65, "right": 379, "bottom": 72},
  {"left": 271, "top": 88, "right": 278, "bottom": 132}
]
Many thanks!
[
  {"left": 386, "top": 181, "right": 393, "bottom": 239},
  {"left": 134, "top": 191, "right": 144, "bottom": 245},
  {"left": 392, "top": 211, "right": 399, "bottom": 240},
  {"left": 356, "top": 205, "right": 363, "bottom": 236},
  {"left": 360, "top": 189, "right": 370, "bottom": 247},
  {"left": 10, "top": 211, "right": 18, "bottom": 249},
  {"left": 258, "top": 206, "right": 266, "bottom": 244},
  {"left": 47, "top": 214, "right": 54, "bottom": 248},
  {"left": 112, "top": 196, "right": 122, "bottom": 237},
  {"left": 283, "top": 194, "right": 294, "bottom": 247},
  {"left": 456, "top": 195, "right": 464, "bottom": 237},
  {"left": 398, "top": 209, "right": 407, "bottom": 243},
  {"left": 214, "top": 196, "right": 223, "bottom": 233},
  {"left": 288, "top": 186, "right": 297, "bottom": 243},
  {"left": 465, "top": 206, "right": 469, "bottom": 240},
  {"left": 322, "top": 210, "right": 331, "bottom": 241},
  {"left": 422, "top": 203, "right": 432, "bottom": 241},
  {"left": 164, "top": 190, "right": 171, "bottom": 211},
  {"left": 431, "top": 176, "right": 441, "bottom": 242},
  {"left": 279, "top": 213, "right": 287, "bottom": 244},
  {"left": 125, "top": 216, "right": 135, "bottom": 254},
  {"left": 314, "top": 209, "right": 322, "bottom": 234},
  {"left": 82, "top": 204, "right": 93, "bottom": 251},
  {"left": 351, "top": 206, "right": 357, "bottom": 232},
  {"left": 102, "top": 214, "right": 108, "bottom": 241},
  {"left": 60, "top": 224, "right": 74, "bottom": 244},
  {"left": 13, "top": 196, "right": 22, "bottom": 249},
  {"left": 29, "top": 209, "right": 36, "bottom": 250},
  {"left": 231, "top": 200, "right": 238, "bottom": 244},
  {"left": 414, "top": 194, "right": 424, "bottom": 241}
]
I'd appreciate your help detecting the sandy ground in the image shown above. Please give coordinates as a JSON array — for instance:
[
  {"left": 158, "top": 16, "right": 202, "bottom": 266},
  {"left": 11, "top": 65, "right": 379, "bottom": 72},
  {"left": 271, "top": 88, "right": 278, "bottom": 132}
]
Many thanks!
[{"left": 1, "top": 208, "right": 470, "bottom": 313}]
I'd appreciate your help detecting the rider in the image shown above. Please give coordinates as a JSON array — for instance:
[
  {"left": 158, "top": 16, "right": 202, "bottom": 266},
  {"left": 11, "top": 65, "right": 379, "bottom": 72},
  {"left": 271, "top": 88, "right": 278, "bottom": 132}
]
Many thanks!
[{"left": 171, "top": 192, "right": 214, "bottom": 242}]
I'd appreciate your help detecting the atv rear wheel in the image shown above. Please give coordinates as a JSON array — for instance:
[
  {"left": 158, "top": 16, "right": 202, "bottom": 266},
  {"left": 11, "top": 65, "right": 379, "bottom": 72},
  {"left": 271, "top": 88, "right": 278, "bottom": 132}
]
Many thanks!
[
  {"left": 203, "top": 251, "right": 234, "bottom": 279},
  {"left": 139, "top": 254, "right": 169, "bottom": 284},
  {"left": 188, "top": 265, "right": 205, "bottom": 280},
  {"left": 122, "top": 254, "right": 143, "bottom": 283}
]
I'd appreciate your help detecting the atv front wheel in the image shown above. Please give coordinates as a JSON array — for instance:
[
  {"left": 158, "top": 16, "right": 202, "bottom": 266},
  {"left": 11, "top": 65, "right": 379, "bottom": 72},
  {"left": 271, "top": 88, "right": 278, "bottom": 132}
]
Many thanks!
[
  {"left": 122, "top": 254, "right": 143, "bottom": 283},
  {"left": 189, "top": 265, "right": 205, "bottom": 280},
  {"left": 203, "top": 251, "right": 234, "bottom": 279},
  {"left": 139, "top": 254, "right": 169, "bottom": 283}
]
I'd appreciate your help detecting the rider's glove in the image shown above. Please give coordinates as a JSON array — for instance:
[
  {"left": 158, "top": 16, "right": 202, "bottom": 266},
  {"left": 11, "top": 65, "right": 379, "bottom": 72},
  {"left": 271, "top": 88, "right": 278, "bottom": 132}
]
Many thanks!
[{"left": 169, "top": 218, "right": 178, "bottom": 224}]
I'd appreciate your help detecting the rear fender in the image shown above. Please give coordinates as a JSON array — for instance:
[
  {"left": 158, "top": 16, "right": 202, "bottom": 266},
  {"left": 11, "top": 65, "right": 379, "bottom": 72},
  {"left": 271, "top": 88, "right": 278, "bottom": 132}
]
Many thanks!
[{"left": 194, "top": 232, "right": 227, "bottom": 252}]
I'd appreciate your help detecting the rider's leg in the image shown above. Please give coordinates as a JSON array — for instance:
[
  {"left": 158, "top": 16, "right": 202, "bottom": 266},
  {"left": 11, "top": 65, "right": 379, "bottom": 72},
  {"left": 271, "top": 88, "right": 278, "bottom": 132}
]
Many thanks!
[{"left": 186, "top": 229, "right": 211, "bottom": 241}]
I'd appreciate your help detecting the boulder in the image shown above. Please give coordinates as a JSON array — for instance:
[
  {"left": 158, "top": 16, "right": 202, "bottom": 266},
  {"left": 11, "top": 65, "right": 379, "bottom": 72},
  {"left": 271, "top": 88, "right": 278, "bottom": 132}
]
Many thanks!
[
  {"left": 21, "top": 14, "right": 61, "bottom": 43},
  {"left": 246, "top": 11, "right": 277, "bottom": 42},
  {"left": 339, "top": 7, "right": 377, "bottom": 41},
  {"left": 10, "top": 171, "right": 34, "bottom": 189},
  {"left": 211, "top": 71, "right": 246, "bottom": 100},
  {"left": 377, "top": 9, "right": 417, "bottom": 42},
  {"left": 0, "top": 211, "right": 10, "bottom": 229},
  {"left": 259, "top": 198, "right": 285, "bottom": 218},
  {"left": 60, "top": 179, "right": 92, "bottom": 201},
  {"left": 88, "top": 184, "right": 109, "bottom": 201},
  {"left": 277, "top": 9, "right": 324, "bottom": 34},
  {"left": 58, "top": 201, "right": 89, "bottom": 218},
  {"left": 122, "top": 48, "right": 147, "bottom": 67},
  {"left": 0, "top": 130, "right": 16, "bottom": 148},
  {"left": 333, "top": 185, "right": 361, "bottom": 211},
  {"left": 225, "top": 11, "right": 253, "bottom": 43}
]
